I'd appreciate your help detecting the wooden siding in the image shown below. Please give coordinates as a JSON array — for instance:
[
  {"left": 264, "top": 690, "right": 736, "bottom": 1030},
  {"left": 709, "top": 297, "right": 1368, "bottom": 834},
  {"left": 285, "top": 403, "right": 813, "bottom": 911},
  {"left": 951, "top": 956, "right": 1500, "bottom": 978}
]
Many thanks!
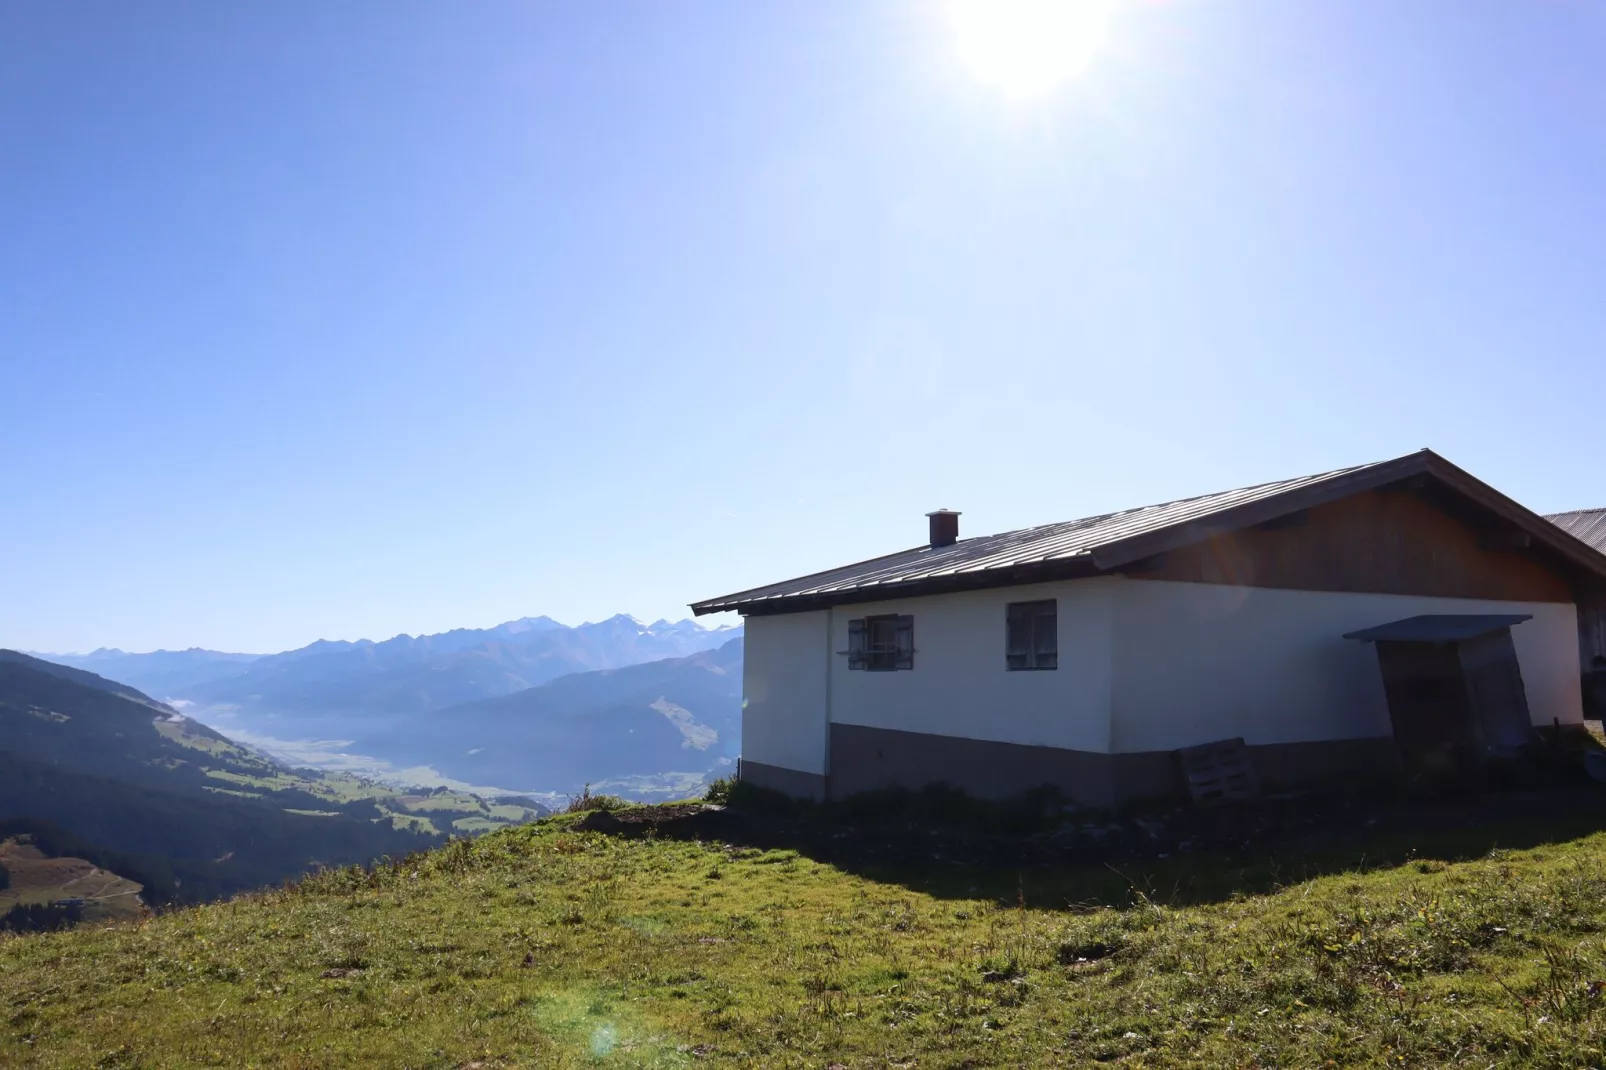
[{"left": 1127, "top": 489, "right": 1573, "bottom": 603}]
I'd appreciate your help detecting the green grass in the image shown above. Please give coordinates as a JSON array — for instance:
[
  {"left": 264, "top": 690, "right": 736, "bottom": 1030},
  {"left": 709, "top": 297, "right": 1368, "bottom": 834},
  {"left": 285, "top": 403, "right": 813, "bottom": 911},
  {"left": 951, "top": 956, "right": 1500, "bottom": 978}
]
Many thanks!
[
  {"left": 310, "top": 773, "right": 405, "bottom": 805},
  {"left": 204, "top": 768, "right": 309, "bottom": 792},
  {"left": 200, "top": 786, "right": 265, "bottom": 799},
  {"left": 375, "top": 809, "right": 443, "bottom": 835},
  {"left": 398, "top": 792, "right": 492, "bottom": 814},
  {"left": 204, "top": 763, "right": 544, "bottom": 838},
  {"left": 365, "top": 789, "right": 548, "bottom": 837},
  {"left": 151, "top": 717, "right": 246, "bottom": 758},
  {"left": 5, "top": 803, "right": 1606, "bottom": 1068},
  {"left": 378, "top": 791, "right": 547, "bottom": 837}
]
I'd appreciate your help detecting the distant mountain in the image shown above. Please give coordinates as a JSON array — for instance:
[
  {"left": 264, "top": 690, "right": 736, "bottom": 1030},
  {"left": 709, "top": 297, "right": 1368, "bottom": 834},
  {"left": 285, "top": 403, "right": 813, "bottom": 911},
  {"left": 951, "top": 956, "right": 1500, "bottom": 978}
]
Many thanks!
[
  {"left": 0, "top": 651, "right": 542, "bottom": 903},
  {"left": 361, "top": 638, "right": 744, "bottom": 795},
  {"left": 174, "top": 614, "right": 741, "bottom": 718},
  {"left": 40, "top": 647, "right": 261, "bottom": 697},
  {"left": 39, "top": 614, "right": 741, "bottom": 721}
]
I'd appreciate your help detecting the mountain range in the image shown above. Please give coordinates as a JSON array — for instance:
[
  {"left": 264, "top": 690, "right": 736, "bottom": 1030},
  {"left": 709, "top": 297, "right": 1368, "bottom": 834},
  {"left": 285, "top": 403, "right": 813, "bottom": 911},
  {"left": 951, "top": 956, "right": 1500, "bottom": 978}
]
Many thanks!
[
  {"left": 46, "top": 614, "right": 740, "bottom": 718},
  {"left": 42, "top": 647, "right": 261, "bottom": 698},
  {"left": 358, "top": 638, "right": 744, "bottom": 795},
  {"left": 37, "top": 613, "right": 746, "bottom": 799}
]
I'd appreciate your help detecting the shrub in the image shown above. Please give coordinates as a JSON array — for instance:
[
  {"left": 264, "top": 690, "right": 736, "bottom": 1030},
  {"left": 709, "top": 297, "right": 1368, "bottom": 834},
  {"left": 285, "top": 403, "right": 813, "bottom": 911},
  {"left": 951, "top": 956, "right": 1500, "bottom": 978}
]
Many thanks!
[
  {"left": 564, "top": 785, "right": 628, "bottom": 814},
  {"left": 721, "top": 778, "right": 800, "bottom": 817},
  {"left": 0, "top": 862, "right": 8, "bottom": 892}
]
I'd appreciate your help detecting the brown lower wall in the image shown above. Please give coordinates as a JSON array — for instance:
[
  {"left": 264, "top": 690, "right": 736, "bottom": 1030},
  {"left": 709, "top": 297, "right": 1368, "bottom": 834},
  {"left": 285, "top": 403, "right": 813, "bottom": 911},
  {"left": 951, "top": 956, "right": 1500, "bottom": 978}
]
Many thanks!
[
  {"left": 820, "top": 724, "right": 1401, "bottom": 809},
  {"left": 739, "top": 759, "right": 828, "bottom": 801},
  {"left": 1245, "top": 736, "right": 1404, "bottom": 788},
  {"left": 828, "top": 723, "right": 1120, "bottom": 806}
]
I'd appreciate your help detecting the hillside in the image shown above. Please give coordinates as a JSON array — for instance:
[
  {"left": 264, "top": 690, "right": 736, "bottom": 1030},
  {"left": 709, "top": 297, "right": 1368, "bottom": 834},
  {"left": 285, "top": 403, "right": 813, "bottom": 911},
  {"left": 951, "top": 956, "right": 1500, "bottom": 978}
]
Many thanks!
[
  {"left": 0, "top": 648, "right": 175, "bottom": 706},
  {"left": 361, "top": 638, "right": 743, "bottom": 795},
  {"left": 3, "top": 786, "right": 1606, "bottom": 1067},
  {"left": 0, "top": 834, "right": 147, "bottom": 930},
  {"left": 0, "top": 652, "right": 544, "bottom": 901}
]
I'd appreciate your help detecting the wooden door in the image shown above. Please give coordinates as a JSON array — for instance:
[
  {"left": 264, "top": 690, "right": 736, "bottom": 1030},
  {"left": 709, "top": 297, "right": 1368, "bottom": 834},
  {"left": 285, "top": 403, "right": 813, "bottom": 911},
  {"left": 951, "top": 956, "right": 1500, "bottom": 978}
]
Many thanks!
[
  {"left": 1457, "top": 629, "right": 1532, "bottom": 755},
  {"left": 1374, "top": 641, "right": 1473, "bottom": 772}
]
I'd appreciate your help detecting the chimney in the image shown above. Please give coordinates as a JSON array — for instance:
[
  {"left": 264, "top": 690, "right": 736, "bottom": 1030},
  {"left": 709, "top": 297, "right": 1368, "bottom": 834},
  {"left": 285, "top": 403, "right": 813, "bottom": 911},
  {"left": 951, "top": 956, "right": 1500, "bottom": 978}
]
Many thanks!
[{"left": 926, "top": 509, "right": 961, "bottom": 548}]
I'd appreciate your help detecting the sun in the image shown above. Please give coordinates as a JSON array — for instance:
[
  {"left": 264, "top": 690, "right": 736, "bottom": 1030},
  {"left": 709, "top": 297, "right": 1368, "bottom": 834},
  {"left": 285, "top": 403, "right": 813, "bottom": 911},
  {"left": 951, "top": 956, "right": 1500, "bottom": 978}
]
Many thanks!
[{"left": 947, "top": 0, "right": 1118, "bottom": 99}]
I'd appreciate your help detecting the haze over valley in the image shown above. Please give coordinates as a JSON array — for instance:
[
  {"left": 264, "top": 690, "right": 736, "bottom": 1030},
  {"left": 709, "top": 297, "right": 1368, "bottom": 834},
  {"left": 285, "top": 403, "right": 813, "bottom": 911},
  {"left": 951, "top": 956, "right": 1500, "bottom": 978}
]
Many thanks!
[{"left": 38, "top": 612, "right": 743, "bottom": 802}]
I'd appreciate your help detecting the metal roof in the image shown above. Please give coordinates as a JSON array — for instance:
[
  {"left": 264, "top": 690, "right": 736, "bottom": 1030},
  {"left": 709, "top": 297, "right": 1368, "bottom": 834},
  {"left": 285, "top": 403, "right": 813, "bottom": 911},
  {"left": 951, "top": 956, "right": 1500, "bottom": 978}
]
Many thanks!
[
  {"left": 1547, "top": 508, "right": 1606, "bottom": 553},
  {"left": 1342, "top": 614, "right": 1533, "bottom": 643},
  {"left": 691, "top": 449, "right": 1606, "bottom": 616}
]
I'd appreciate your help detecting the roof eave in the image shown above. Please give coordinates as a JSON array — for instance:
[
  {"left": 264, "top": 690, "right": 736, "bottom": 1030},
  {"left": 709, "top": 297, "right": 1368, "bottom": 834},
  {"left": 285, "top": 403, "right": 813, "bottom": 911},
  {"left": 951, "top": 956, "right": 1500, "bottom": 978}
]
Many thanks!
[
  {"left": 688, "top": 543, "right": 940, "bottom": 616},
  {"left": 691, "top": 554, "right": 1103, "bottom": 617}
]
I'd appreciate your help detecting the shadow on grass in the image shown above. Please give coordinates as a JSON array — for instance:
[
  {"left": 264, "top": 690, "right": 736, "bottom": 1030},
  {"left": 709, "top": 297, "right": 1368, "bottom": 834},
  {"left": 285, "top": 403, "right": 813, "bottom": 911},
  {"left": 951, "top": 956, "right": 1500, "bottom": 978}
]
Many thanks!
[{"left": 589, "top": 773, "right": 1606, "bottom": 912}]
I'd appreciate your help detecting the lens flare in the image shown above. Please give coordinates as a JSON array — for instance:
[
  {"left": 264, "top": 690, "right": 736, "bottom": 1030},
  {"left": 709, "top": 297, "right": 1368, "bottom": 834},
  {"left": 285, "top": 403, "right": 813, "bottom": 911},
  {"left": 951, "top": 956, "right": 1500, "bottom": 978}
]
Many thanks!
[{"left": 590, "top": 1022, "right": 618, "bottom": 1057}]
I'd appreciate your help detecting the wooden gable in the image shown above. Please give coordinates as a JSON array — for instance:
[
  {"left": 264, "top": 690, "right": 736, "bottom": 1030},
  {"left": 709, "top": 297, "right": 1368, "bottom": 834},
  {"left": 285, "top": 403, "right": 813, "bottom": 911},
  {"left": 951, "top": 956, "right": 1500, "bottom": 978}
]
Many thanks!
[{"left": 1124, "top": 487, "right": 1573, "bottom": 603}]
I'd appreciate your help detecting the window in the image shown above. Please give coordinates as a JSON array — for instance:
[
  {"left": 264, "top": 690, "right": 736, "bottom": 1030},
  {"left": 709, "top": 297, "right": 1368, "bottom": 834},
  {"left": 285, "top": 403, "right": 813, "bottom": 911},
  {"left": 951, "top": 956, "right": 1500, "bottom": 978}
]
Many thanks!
[
  {"left": 847, "top": 614, "right": 914, "bottom": 671},
  {"left": 1006, "top": 600, "right": 1057, "bottom": 670}
]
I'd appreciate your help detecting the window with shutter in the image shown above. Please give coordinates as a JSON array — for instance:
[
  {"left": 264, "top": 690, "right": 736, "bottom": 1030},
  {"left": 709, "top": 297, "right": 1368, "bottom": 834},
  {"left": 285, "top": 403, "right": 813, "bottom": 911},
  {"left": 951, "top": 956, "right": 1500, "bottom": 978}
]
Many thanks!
[
  {"left": 893, "top": 615, "right": 914, "bottom": 670},
  {"left": 846, "top": 614, "right": 915, "bottom": 670},
  {"left": 1006, "top": 600, "right": 1057, "bottom": 670},
  {"left": 847, "top": 618, "right": 867, "bottom": 670},
  {"left": 866, "top": 615, "right": 898, "bottom": 670}
]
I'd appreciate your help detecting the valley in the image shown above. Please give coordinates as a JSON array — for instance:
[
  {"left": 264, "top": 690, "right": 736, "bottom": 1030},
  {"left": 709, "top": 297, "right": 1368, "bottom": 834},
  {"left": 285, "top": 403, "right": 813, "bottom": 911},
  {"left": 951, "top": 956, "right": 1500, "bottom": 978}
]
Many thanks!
[
  {"left": 2, "top": 611, "right": 742, "bottom": 911},
  {"left": 51, "top": 613, "right": 745, "bottom": 801},
  {"left": 0, "top": 651, "right": 547, "bottom": 905}
]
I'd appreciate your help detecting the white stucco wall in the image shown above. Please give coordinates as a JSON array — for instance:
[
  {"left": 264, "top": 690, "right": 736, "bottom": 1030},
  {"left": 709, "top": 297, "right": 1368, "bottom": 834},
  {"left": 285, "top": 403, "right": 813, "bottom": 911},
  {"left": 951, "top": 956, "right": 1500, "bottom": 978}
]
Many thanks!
[
  {"left": 740, "top": 610, "right": 831, "bottom": 775},
  {"left": 1110, "top": 580, "right": 1583, "bottom": 753},
  {"left": 825, "top": 578, "right": 1119, "bottom": 752},
  {"left": 737, "top": 576, "right": 1584, "bottom": 786}
]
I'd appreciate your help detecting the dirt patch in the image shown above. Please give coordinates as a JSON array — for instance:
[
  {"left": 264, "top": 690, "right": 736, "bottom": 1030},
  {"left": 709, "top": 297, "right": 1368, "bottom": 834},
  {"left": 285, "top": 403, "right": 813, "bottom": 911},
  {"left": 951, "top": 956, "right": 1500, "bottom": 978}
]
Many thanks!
[{"left": 573, "top": 803, "right": 713, "bottom": 833}]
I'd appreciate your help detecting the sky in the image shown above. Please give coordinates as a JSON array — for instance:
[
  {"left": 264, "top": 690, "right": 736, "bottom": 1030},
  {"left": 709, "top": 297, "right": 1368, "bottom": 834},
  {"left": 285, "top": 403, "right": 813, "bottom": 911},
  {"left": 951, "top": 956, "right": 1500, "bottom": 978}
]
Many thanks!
[{"left": 3, "top": 1, "right": 1606, "bottom": 654}]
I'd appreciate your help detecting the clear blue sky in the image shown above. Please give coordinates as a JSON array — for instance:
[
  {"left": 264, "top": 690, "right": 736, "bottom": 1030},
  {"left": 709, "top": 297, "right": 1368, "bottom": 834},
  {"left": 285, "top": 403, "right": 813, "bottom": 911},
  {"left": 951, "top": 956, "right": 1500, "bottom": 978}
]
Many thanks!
[{"left": 4, "top": 1, "right": 1604, "bottom": 654}]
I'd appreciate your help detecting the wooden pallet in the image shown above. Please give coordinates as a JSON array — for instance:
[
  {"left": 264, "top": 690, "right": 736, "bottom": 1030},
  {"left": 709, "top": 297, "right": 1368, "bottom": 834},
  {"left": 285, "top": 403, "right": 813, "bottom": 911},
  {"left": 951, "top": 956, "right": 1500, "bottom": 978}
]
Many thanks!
[{"left": 1176, "top": 737, "right": 1260, "bottom": 805}]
